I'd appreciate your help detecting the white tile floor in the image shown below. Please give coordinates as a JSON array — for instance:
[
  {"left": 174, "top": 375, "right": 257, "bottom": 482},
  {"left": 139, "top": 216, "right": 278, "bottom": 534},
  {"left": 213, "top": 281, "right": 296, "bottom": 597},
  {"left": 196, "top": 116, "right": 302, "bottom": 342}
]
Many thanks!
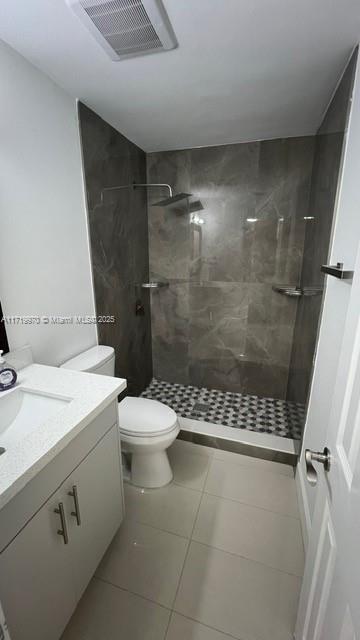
[{"left": 62, "top": 439, "right": 304, "bottom": 640}]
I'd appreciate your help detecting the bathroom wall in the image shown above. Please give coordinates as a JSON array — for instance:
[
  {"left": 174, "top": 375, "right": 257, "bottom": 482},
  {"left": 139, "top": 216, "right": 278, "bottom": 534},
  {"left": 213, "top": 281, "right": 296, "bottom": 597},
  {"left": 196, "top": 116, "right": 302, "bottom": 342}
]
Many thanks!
[
  {"left": 78, "top": 103, "right": 152, "bottom": 395},
  {"left": 0, "top": 39, "right": 97, "bottom": 366},
  {"left": 287, "top": 51, "right": 357, "bottom": 404},
  {"left": 147, "top": 137, "right": 315, "bottom": 398}
]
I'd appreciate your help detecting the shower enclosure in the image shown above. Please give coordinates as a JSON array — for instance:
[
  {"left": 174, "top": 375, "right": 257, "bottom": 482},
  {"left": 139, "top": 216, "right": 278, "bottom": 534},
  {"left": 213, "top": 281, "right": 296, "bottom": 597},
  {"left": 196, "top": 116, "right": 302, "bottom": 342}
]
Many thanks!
[
  {"left": 143, "top": 137, "right": 314, "bottom": 441},
  {"left": 142, "top": 52, "right": 356, "bottom": 444},
  {"left": 79, "top": 50, "right": 356, "bottom": 450}
]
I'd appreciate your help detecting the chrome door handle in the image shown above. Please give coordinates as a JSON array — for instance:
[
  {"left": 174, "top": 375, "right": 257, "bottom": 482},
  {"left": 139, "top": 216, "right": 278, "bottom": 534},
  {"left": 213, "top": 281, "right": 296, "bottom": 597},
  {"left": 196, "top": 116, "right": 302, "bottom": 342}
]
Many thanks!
[
  {"left": 68, "top": 485, "right": 81, "bottom": 526},
  {"left": 54, "top": 502, "right": 69, "bottom": 544},
  {"left": 305, "top": 447, "right": 331, "bottom": 486}
]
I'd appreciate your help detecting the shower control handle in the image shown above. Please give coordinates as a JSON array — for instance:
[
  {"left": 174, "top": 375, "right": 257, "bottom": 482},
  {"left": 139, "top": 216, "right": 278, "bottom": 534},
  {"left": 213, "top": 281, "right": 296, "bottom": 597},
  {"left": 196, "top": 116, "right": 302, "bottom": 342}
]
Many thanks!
[{"left": 305, "top": 447, "right": 331, "bottom": 486}]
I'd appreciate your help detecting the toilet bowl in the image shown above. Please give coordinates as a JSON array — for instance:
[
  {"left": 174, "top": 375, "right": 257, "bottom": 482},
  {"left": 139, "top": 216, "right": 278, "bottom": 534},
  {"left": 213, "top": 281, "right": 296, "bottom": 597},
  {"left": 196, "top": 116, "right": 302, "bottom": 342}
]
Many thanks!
[
  {"left": 118, "top": 397, "right": 179, "bottom": 488},
  {"left": 60, "top": 345, "right": 179, "bottom": 488}
]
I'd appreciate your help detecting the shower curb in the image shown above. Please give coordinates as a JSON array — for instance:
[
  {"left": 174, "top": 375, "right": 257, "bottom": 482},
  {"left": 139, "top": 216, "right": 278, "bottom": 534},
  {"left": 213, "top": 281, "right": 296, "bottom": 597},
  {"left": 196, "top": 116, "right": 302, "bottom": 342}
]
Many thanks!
[{"left": 178, "top": 429, "right": 298, "bottom": 468}]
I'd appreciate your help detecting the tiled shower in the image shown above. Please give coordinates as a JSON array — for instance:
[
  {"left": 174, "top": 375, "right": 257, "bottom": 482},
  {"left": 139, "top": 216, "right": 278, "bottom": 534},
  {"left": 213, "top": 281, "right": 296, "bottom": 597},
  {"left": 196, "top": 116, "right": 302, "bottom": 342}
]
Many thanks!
[
  {"left": 147, "top": 138, "right": 314, "bottom": 399},
  {"left": 79, "top": 52, "right": 355, "bottom": 444},
  {"left": 145, "top": 137, "right": 314, "bottom": 440}
]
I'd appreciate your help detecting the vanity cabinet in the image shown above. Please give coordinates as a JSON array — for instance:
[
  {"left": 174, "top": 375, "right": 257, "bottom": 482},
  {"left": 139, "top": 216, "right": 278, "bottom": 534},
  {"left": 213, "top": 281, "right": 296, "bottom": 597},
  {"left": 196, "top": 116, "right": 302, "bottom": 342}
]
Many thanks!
[
  {"left": 0, "top": 421, "right": 123, "bottom": 640},
  {"left": 0, "top": 487, "right": 75, "bottom": 640},
  {"left": 64, "top": 423, "right": 123, "bottom": 600}
]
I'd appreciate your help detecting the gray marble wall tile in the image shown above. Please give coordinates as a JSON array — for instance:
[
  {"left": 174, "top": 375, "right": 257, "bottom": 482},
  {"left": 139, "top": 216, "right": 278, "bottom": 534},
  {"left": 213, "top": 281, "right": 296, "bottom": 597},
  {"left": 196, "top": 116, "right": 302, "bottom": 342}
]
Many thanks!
[
  {"left": 148, "top": 206, "right": 191, "bottom": 281},
  {"left": 247, "top": 284, "right": 298, "bottom": 327},
  {"left": 287, "top": 50, "right": 357, "bottom": 404},
  {"left": 147, "top": 136, "right": 315, "bottom": 398},
  {"left": 189, "top": 283, "right": 249, "bottom": 359},
  {"left": 244, "top": 324, "right": 294, "bottom": 368},
  {"left": 147, "top": 150, "right": 192, "bottom": 281},
  {"left": 189, "top": 357, "right": 289, "bottom": 398},
  {"left": 78, "top": 102, "right": 152, "bottom": 395}
]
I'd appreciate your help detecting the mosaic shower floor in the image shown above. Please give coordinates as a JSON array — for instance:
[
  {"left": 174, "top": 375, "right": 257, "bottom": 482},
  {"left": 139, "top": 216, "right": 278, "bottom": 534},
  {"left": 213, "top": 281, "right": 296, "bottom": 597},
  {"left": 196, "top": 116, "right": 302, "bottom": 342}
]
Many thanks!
[{"left": 141, "top": 378, "right": 305, "bottom": 440}]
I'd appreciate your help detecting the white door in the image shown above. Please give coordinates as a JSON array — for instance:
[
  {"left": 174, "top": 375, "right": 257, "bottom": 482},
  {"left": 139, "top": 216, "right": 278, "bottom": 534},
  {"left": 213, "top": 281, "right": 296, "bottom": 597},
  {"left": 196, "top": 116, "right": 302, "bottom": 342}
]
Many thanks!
[{"left": 295, "top": 51, "right": 360, "bottom": 640}]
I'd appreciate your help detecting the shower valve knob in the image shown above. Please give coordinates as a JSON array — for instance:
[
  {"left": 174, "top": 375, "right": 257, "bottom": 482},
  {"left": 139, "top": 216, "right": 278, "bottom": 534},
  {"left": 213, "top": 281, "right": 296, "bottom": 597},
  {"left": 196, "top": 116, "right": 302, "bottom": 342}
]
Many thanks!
[{"left": 135, "top": 300, "right": 145, "bottom": 316}]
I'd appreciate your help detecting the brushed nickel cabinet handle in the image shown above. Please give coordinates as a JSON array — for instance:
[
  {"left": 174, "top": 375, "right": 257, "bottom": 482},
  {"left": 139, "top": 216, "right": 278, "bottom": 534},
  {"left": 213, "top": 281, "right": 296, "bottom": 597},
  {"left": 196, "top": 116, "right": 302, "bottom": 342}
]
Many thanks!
[
  {"left": 68, "top": 485, "right": 81, "bottom": 526},
  {"left": 54, "top": 502, "right": 69, "bottom": 544},
  {"left": 305, "top": 447, "right": 331, "bottom": 486}
]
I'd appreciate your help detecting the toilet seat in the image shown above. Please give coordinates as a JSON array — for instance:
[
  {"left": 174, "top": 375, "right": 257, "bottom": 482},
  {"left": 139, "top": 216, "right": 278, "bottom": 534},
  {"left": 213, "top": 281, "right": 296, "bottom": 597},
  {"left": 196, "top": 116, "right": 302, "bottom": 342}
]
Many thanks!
[{"left": 118, "top": 397, "right": 178, "bottom": 438}]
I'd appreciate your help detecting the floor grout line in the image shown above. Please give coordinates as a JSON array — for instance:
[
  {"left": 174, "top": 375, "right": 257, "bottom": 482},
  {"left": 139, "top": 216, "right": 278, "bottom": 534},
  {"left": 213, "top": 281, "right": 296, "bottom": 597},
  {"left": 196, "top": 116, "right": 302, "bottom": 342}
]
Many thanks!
[
  {"left": 171, "top": 439, "right": 215, "bottom": 456},
  {"left": 124, "top": 456, "right": 303, "bottom": 577},
  {"left": 96, "top": 576, "right": 248, "bottom": 640},
  {"left": 126, "top": 476, "right": 205, "bottom": 493},
  {"left": 168, "top": 532, "right": 193, "bottom": 611},
  {"left": 122, "top": 512, "right": 194, "bottom": 541},
  {"left": 170, "top": 479, "right": 205, "bottom": 492},
  {"left": 208, "top": 454, "right": 296, "bottom": 478},
  {"left": 169, "top": 456, "right": 212, "bottom": 612},
  {"left": 190, "top": 459, "right": 212, "bottom": 538},
  {"left": 171, "top": 481, "right": 203, "bottom": 492},
  {"left": 122, "top": 504, "right": 303, "bottom": 579},
  {"left": 163, "top": 610, "right": 174, "bottom": 640},
  {"left": 94, "top": 576, "right": 173, "bottom": 613},
  {"left": 186, "top": 538, "right": 304, "bottom": 579},
  {"left": 202, "top": 488, "right": 302, "bottom": 520},
  {"left": 165, "top": 610, "right": 246, "bottom": 640},
  {"left": 198, "top": 460, "right": 302, "bottom": 581}
]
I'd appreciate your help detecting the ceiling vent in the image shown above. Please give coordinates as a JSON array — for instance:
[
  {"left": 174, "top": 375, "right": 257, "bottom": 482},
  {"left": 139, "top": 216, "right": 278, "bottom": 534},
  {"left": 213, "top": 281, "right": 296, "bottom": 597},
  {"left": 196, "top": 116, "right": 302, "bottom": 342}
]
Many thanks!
[{"left": 66, "top": 0, "right": 177, "bottom": 60}]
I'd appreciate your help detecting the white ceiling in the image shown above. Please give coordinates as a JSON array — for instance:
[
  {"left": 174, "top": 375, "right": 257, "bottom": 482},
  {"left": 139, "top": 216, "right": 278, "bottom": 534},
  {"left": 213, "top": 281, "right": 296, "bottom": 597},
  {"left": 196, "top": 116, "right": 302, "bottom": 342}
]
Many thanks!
[{"left": 0, "top": 0, "right": 359, "bottom": 152}]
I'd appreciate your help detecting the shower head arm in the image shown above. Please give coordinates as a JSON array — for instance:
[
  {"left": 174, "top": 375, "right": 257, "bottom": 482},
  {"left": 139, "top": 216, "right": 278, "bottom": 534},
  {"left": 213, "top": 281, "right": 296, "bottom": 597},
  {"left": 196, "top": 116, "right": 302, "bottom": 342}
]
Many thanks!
[
  {"left": 133, "top": 183, "right": 173, "bottom": 197},
  {"left": 100, "top": 183, "right": 173, "bottom": 205}
]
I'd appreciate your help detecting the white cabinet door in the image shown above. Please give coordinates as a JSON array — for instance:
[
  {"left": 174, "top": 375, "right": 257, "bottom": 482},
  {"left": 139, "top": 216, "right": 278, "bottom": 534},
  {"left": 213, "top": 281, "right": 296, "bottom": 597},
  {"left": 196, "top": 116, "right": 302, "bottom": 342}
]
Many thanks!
[
  {"left": 0, "top": 489, "right": 75, "bottom": 640},
  {"left": 63, "top": 424, "right": 124, "bottom": 599}
]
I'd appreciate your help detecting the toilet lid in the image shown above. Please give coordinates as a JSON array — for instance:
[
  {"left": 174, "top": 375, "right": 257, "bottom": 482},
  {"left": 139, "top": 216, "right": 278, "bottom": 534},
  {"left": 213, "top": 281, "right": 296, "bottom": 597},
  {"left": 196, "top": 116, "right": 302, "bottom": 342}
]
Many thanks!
[{"left": 118, "top": 397, "right": 178, "bottom": 437}]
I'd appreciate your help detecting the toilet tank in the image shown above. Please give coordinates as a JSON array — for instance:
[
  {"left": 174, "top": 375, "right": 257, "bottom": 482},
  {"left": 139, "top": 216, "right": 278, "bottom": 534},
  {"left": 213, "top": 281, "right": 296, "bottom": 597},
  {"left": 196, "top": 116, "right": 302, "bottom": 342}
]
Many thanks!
[{"left": 60, "top": 345, "right": 115, "bottom": 376}]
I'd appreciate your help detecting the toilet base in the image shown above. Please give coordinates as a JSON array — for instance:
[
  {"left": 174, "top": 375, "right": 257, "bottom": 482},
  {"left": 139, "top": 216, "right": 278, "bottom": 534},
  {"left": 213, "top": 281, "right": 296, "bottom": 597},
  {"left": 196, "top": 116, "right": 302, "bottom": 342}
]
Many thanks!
[
  {"left": 120, "top": 421, "right": 180, "bottom": 489},
  {"left": 131, "top": 450, "right": 173, "bottom": 488}
]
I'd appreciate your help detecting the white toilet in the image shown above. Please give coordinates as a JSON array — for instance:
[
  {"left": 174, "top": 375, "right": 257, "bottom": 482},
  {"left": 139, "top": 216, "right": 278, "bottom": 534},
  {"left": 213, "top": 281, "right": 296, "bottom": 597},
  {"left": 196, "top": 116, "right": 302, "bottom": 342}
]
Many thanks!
[{"left": 60, "top": 345, "right": 179, "bottom": 488}]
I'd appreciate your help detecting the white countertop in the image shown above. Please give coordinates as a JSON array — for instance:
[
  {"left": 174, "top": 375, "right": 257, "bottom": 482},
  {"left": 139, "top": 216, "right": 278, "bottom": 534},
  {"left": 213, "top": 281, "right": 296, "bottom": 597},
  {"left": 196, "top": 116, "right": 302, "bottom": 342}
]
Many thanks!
[{"left": 0, "top": 364, "right": 126, "bottom": 509}]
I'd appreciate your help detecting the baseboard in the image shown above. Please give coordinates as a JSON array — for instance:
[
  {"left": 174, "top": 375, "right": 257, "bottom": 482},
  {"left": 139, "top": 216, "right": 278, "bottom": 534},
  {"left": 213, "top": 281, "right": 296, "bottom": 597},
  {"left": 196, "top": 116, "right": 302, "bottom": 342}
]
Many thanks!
[{"left": 295, "top": 463, "right": 311, "bottom": 549}]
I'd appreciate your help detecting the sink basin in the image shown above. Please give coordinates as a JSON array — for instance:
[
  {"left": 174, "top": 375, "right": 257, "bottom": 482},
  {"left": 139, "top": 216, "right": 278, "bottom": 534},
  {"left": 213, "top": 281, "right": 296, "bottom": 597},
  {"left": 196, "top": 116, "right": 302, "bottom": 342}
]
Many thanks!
[{"left": 0, "top": 388, "right": 71, "bottom": 452}]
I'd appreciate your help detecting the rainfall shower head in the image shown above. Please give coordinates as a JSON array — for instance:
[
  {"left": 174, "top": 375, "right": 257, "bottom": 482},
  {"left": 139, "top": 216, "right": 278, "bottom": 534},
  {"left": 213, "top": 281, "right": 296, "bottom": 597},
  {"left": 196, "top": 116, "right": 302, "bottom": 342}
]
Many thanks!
[{"left": 152, "top": 192, "right": 192, "bottom": 207}]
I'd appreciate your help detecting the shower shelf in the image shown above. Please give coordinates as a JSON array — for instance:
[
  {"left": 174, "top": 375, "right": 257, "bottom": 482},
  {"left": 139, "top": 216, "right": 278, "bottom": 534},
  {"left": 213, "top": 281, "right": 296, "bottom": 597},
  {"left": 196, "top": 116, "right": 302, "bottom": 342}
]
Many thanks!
[
  {"left": 141, "top": 282, "right": 169, "bottom": 289},
  {"left": 272, "top": 286, "right": 323, "bottom": 298}
]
